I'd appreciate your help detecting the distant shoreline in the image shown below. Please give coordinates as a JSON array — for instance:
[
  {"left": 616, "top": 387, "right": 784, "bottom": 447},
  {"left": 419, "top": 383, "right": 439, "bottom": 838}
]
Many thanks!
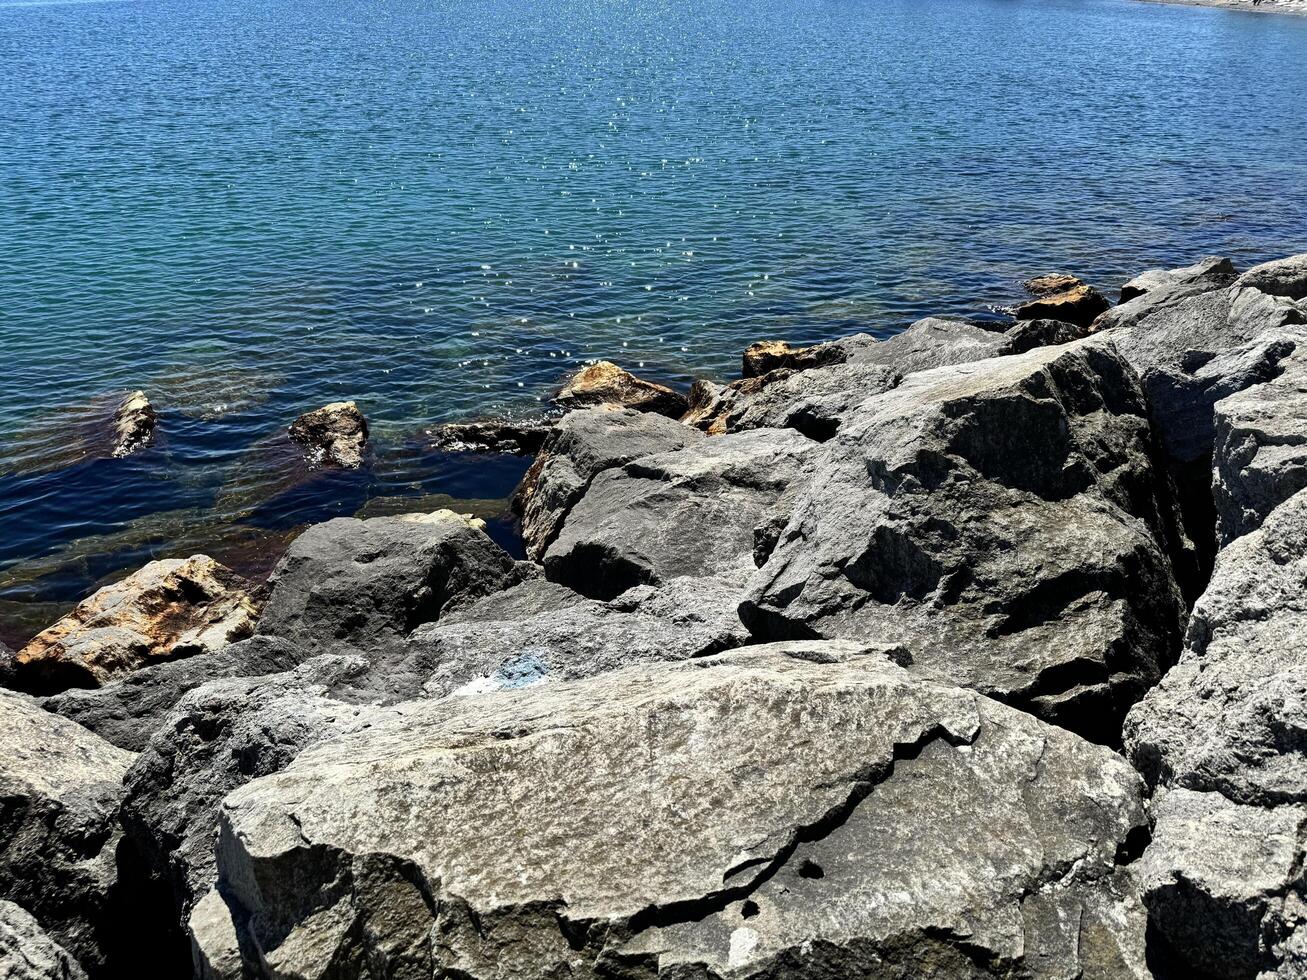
[{"left": 1137, "top": 0, "right": 1307, "bottom": 16}]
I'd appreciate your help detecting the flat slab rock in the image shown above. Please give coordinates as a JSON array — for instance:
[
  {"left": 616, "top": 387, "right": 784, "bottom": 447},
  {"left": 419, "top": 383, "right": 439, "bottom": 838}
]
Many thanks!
[
  {"left": 742, "top": 335, "right": 1187, "bottom": 743},
  {"left": 210, "top": 642, "right": 1150, "bottom": 979}
]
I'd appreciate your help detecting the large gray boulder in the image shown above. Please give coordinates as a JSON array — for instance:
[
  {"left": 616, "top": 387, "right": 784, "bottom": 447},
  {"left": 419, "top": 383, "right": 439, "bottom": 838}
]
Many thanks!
[
  {"left": 255, "top": 510, "right": 520, "bottom": 656},
  {"left": 43, "top": 635, "right": 304, "bottom": 752},
  {"left": 1235, "top": 253, "right": 1307, "bottom": 301},
  {"left": 1125, "top": 487, "right": 1307, "bottom": 978},
  {"left": 543, "top": 427, "right": 819, "bottom": 600},
  {"left": 1212, "top": 335, "right": 1307, "bottom": 545},
  {"left": 207, "top": 642, "right": 1151, "bottom": 978},
  {"left": 742, "top": 336, "right": 1188, "bottom": 743},
  {"left": 685, "top": 317, "right": 1090, "bottom": 442},
  {"left": 120, "top": 657, "right": 381, "bottom": 926},
  {"left": 515, "top": 408, "right": 702, "bottom": 560},
  {"left": 0, "top": 900, "right": 87, "bottom": 980},
  {"left": 1118, "top": 255, "right": 1237, "bottom": 303},
  {"left": 1135, "top": 788, "right": 1306, "bottom": 979},
  {"left": 0, "top": 691, "right": 134, "bottom": 975}
]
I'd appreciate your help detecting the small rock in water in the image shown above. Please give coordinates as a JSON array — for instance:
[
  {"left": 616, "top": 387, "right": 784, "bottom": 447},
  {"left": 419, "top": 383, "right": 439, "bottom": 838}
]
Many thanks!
[
  {"left": 429, "top": 417, "right": 555, "bottom": 455},
  {"left": 13, "top": 555, "right": 258, "bottom": 693},
  {"left": 1015, "top": 281, "right": 1110, "bottom": 326},
  {"left": 553, "top": 360, "right": 689, "bottom": 417},
  {"left": 1022, "top": 272, "right": 1084, "bottom": 297},
  {"left": 110, "top": 389, "right": 156, "bottom": 458},
  {"left": 287, "top": 400, "right": 368, "bottom": 468}
]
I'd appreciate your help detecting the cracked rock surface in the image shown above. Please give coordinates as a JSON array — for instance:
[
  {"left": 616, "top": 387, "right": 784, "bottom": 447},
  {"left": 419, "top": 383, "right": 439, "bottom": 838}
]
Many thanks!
[
  {"left": 0, "top": 900, "right": 87, "bottom": 980},
  {"left": 208, "top": 642, "right": 1150, "bottom": 979},
  {"left": 742, "top": 335, "right": 1187, "bottom": 743}
]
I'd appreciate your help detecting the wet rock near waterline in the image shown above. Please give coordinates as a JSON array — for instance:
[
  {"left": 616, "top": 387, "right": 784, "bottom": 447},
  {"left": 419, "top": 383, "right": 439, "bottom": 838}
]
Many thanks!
[
  {"left": 553, "top": 360, "right": 689, "bottom": 417},
  {"left": 0, "top": 899, "right": 88, "bottom": 980},
  {"left": 254, "top": 510, "right": 522, "bottom": 657},
  {"left": 287, "top": 400, "right": 369, "bottom": 468},
  {"left": 1118, "top": 255, "right": 1237, "bottom": 304},
  {"left": 1023, "top": 272, "right": 1086, "bottom": 297},
  {"left": 515, "top": 407, "right": 703, "bottom": 560},
  {"left": 427, "top": 417, "right": 555, "bottom": 455},
  {"left": 1014, "top": 281, "right": 1110, "bottom": 327},
  {"left": 108, "top": 390, "right": 156, "bottom": 458},
  {"left": 739, "top": 338, "right": 845, "bottom": 378},
  {"left": 205, "top": 642, "right": 1151, "bottom": 979},
  {"left": 543, "top": 426, "right": 819, "bottom": 600},
  {"left": 741, "top": 335, "right": 1188, "bottom": 744},
  {"left": 0, "top": 690, "right": 133, "bottom": 975},
  {"left": 10, "top": 556, "right": 258, "bottom": 695}
]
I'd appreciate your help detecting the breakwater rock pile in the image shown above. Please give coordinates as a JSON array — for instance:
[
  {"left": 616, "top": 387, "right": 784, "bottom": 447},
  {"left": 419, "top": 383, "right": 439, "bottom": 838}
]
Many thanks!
[{"left": 3, "top": 254, "right": 1307, "bottom": 979}]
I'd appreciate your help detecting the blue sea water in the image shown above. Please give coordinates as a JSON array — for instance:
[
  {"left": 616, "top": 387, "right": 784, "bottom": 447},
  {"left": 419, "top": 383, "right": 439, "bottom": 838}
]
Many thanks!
[{"left": 2, "top": 0, "right": 1306, "bottom": 642}]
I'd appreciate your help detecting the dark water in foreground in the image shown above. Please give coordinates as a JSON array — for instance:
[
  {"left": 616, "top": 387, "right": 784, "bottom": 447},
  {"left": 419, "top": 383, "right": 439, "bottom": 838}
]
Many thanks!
[{"left": 2, "top": 0, "right": 1306, "bottom": 642}]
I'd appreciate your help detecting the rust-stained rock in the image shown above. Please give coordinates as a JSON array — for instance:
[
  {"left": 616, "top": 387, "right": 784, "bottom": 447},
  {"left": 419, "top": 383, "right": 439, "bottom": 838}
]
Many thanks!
[
  {"left": 553, "top": 361, "right": 688, "bottom": 417},
  {"left": 740, "top": 339, "right": 843, "bottom": 378},
  {"left": 1023, "top": 272, "right": 1084, "bottom": 297},
  {"left": 287, "top": 400, "right": 368, "bottom": 468},
  {"left": 1015, "top": 283, "right": 1110, "bottom": 327},
  {"left": 14, "top": 556, "right": 258, "bottom": 693},
  {"left": 110, "top": 390, "right": 156, "bottom": 458}
]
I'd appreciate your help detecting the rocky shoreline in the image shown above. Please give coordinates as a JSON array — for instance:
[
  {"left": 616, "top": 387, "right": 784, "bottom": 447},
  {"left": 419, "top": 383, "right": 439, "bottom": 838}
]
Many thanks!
[
  {"left": 3, "top": 253, "right": 1307, "bottom": 978},
  {"left": 1138, "top": 0, "right": 1307, "bottom": 15}
]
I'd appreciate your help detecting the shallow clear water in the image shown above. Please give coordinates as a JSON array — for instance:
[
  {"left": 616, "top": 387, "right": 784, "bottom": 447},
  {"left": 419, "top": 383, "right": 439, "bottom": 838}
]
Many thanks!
[{"left": 2, "top": 0, "right": 1306, "bottom": 642}]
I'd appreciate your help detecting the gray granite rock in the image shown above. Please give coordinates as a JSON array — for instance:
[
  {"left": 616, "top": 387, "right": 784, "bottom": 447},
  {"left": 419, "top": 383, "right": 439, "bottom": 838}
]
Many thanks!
[
  {"left": 0, "top": 691, "right": 134, "bottom": 975},
  {"left": 1235, "top": 253, "right": 1307, "bottom": 301},
  {"left": 1118, "top": 255, "right": 1237, "bottom": 303},
  {"left": 1136, "top": 789, "right": 1306, "bottom": 979},
  {"left": 255, "top": 510, "right": 520, "bottom": 656},
  {"left": 742, "top": 336, "right": 1188, "bottom": 743},
  {"left": 1212, "top": 334, "right": 1307, "bottom": 544},
  {"left": 207, "top": 642, "right": 1151, "bottom": 979},
  {"left": 544, "top": 427, "right": 819, "bottom": 600},
  {"left": 515, "top": 408, "right": 702, "bottom": 560},
  {"left": 0, "top": 900, "right": 87, "bottom": 980}
]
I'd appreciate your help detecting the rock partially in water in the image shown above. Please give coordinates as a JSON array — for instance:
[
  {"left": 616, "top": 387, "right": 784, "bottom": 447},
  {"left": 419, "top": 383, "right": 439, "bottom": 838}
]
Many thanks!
[
  {"left": 742, "top": 335, "right": 1188, "bottom": 743},
  {"left": 428, "top": 417, "right": 555, "bottom": 455},
  {"left": 553, "top": 360, "right": 689, "bottom": 417},
  {"left": 254, "top": 510, "right": 520, "bottom": 657},
  {"left": 0, "top": 689, "right": 134, "bottom": 975},
  {"left": 740, "top": 338, "right": 844, "bottom": 378},
  {"left": 1023, "top": 272, "right": 1084, "bottom": 296},
  {"left": 515, "top": 407, "right": 702, "bottom": 560},
  {"left": 12, "top": 555, "right": 258, "bottom": 694},
  {"left": 1014, "top": 282, "right": 1110, "bottom": 327},
  {"left": 0, "top": 899, "right": 88, "bottom": 980},
  {"left": 543, "top": 426, "right": 819, "bottom": 600},
  {"left": 1118, "top": 255, "right": 1236, "bottom": 303},
  {"left": 287, "top": 400, "right": 369, "bottom": 468},
  {"left": 109, "top": 390, "right": 156, "bottom": 458},
  {"left": 207, "top": 643, "right": 1150, "bottom": 979}
]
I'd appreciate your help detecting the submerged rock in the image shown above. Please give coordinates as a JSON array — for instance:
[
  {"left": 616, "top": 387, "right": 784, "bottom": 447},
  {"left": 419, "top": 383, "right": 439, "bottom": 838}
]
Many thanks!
[
  {"left": 109, "top": 389, "right": 156, "bottom": 458},
  {"left": 428, "top": 417, "right": 555, "bottom": 455},
  {"left": 207, "top": 643, "right": 1150, "bottom": 979},
  {"left": 553, "top": 360, "right": 689, "bottom": 417},
  {"left": 515, "top": 408, "right": 703, "bottom": 560},
  {"left": 0, "top": 900, "right": 87, "bottom": 980},
  {"left": 287, "top": 400, "right": 369, "bottom": 468},
  {"left": 742, "top": 335, "right": 1188, "bottom": 743},
  {"left": 254, "top": 510, "right": 520, "bottom": 657},
  {"left": 12, "top": 556, "right": 258, "bottom": 694},
  {"left": 0, "top": 690, "right": 134, "bottom": 975}
]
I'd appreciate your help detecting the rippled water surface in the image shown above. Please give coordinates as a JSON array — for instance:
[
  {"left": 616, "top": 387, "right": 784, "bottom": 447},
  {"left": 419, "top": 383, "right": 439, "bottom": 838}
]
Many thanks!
[{"left": 2, "top": 0, "right": 1306, "bottom": 642}]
